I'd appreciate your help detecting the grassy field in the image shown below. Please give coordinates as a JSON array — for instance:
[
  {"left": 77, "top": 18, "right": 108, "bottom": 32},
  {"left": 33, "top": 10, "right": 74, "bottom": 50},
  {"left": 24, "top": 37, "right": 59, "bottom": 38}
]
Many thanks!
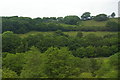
[
  {"left": 80, "top": 18, "right": 118, "bottom": 27},
  {"left": 64, "top": 31, "right": 117, "bottom": 37},
  {"left": 19, "top": 31, "right": 117, "bottom": 38}
]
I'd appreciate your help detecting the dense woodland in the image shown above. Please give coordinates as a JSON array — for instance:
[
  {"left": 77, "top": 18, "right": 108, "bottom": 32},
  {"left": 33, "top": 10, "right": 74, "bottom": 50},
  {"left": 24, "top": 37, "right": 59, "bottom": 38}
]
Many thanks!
[{"left": 1, "top": 12, "right": 120, "bottom": 78}]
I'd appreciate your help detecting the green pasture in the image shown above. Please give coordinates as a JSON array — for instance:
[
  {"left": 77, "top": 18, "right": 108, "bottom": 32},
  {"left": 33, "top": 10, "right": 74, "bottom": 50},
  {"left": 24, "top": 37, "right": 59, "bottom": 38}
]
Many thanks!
[
  {"left": 80, "top": 18, "right": 118, "bottom": 27},
  {"left": 19, "top": 31, "right": 117, "bottom": 38}
]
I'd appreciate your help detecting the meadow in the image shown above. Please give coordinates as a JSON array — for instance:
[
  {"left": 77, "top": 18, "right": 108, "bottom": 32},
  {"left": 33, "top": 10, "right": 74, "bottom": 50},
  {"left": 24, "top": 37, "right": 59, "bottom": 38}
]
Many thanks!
[
  {"left": 80, "top": 18, "right": 118, "bottom": 27},
  {"left": 19, "top": 31, "right": 118, "bottom": 38}
]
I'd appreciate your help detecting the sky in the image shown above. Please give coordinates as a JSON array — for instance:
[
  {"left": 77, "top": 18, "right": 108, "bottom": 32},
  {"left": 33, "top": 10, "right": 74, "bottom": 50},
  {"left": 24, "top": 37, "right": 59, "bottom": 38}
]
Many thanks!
[{"left": 0, "top": 0, "right": 119, "bottom": 18}]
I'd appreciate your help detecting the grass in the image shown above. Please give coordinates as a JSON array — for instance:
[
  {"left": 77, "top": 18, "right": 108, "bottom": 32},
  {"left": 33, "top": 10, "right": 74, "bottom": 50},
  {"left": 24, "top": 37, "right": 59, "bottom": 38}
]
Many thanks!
[
  {"left": 19, "top": 31, "right": 53, "bottom": 38},
  {"left": 64, "top": 31, "right": 117, "bottom": 37},
  {"left": 80, "top": 18, "right": 118, "bottom": 27},
  {"left": 19, "top": 31, "right": 117, "bottom": 38}
]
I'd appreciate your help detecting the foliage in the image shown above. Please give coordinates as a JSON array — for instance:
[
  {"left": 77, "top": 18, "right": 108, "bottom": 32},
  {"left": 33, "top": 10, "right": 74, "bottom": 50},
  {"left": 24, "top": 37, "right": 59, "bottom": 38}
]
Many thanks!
[
  {"left": 2, "top": 31, "right": 22, "bottom": 53},
  {"left": 76, "top": 31, "right": 83, "bottom": 38},
  {"left": 2, "top": 16, "right": 118, "bottom": 33},
  {"left": 111, "top": 12, "right": 116, "bottom": 18},
  {"left": 63, "top": 15, "right": 80, "bottom": 25},
  {"left": 2, "top": 31, "right": 118, "bottom": 58},
  {"left": 20, "top": 46, "right": 47, "bottom": 78},
  {"left": 2, "top": 14, "right": 119, "bottom": 78},
  {"left": 109, "top": 52, "right": 120, "bottom": 69},
  {"left": 3, "top": 53, "right": 25, "bottom": 75},
  {"left": 81, "top": 12, "right": 91, "bottom": 20},
  {"left": 20, "top": 47, "right": 82, "bottom": 78},
  {"left": 95, "top": 54, "right": 119, "bottom": 78},
  {"left": 2, "top": 68, "right": 18, "bottom": 78},
  {"left": 79, "top": 72, "right": 93, "bottom": 78},
  {"left": 94, "top": 14, "right": 108, "bottom": 21},
  {"left": 2, "top": 47, "right": 119, "bottom": 78}
]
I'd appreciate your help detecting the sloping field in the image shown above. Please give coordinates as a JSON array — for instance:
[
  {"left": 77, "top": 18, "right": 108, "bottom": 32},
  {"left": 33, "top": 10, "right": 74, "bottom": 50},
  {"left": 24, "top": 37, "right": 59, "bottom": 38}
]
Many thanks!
[
  {"left": 80, "top": 18, "right": 118, "bottom": 27},
  {"left": 19, "top": 31, "right": 117, "bottom": 38}
]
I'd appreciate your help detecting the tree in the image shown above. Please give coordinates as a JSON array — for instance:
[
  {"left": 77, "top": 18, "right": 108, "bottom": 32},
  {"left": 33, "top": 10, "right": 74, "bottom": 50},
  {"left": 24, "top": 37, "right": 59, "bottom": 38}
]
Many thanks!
[
  {"left": 33, "top": 17, "right": 42, "bottom": 24},
  {"left": 42, "top": 17, "right": 50, "bottom": 22},
  {"left": 3, "top": 53, "right": 25, "bottom": 75},
  {"left": 25, "top": 33, "right": 44, "bottom": 48},
  {"left": 57, "top": 17, "right": 64, "bottom": 23},
  {"left": 111, "top": 12, "right": 116, "bottom": 18},
  {"left": 84, "top": 33, "right": 101, "bottom": 42},
  {"left": 74, "top": 46, "right": 96, "bottom": 58},
  {"left": 2, "top": 31, "right": 22, "bottom": 53},
  {"left": 86, "top": 46, "right": 96, "bottom": 57},
  {"left": 44, "top": 47, "right": 81, "bottom": 78},
  {"left": 2, "top": 17, "right": 32, "bottom": 33},
  {"left": 74, "top": 47, "right": 86, "bottom": 57},
  {"left": 64, "top": 15, "right": 80, "bottom": 25},
  {"left": 94, "top": 14, "right": 108, "bottom": 21},
  {"left": 20, "top": 46, "right": 47, "bottom": 78},
  {"left": 20, "top": 47, "right": 81, "bottom": 78},
  {"left": 2, "top": 68, "right": 18, "bottom": 78},
  {"left": 81, "top": 12, "right": 91, "bottom": 20}
]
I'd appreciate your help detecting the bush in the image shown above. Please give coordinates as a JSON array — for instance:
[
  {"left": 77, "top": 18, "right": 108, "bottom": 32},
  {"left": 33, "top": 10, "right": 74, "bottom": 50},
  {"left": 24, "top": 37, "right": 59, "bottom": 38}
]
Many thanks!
[
  {"left": 2, "top": 68, "right": 18, "bottom": 78},
  {"left": 64, "top": 15, "right": 80, "bottom": 25},
  {"left": 94, "top": 14, "right": 108, "bottom": 21}
]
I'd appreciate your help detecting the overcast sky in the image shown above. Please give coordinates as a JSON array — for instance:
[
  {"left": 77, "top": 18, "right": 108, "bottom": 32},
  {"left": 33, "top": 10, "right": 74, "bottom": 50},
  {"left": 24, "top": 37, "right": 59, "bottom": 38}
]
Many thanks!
[{"left": 0, "top": 0, "right": 119, "bottom": 18}]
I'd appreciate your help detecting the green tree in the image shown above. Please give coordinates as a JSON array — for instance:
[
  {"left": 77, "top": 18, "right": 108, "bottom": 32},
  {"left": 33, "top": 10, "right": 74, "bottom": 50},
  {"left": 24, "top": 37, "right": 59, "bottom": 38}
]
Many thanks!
[
  {"left": 86, "top": 46, "right": 96, "bottom": 57},
  {"left": 75, "top": 46, "right": 96, "bottom": 58},
  {"left": 111, "top": 12, "right": 116, "bottom": 18},
  {"left": 81, "top": 12, "right": 91, "bottom": 20},
  {"left": 3, "top": 53, "right": 25, "bottom": 75},
  {"left": 20, "top": 46, "right": 47, "bottom": 78},
  {"left": 44, "top": 47, "right": 81, "bottom": 78},
  {"left": 84, "top": 33, "right": 102, "bottom": 45},
  {"left": 2, "top": 31, "right": 22, "bottom": 53},
  {"left": 25, "top": 33, "right": 44, "bottom": 48},
  {"left": 2, "top": 68, "right": 18, "bottom": 78},
  {"left": 57, "top": 17, "right": 64, "bottom": 23},
  {"left": 2, "top": 17, "right": 31, "bottom": 33},
  {"left": 64, "top": 15, "right": 80, "bottom": 25},
  {"left": 94, "top": 14, "right": 108, "bottom": 21},
  {"left": 74, "top": 47, "right": 86, "bottom": 57}
]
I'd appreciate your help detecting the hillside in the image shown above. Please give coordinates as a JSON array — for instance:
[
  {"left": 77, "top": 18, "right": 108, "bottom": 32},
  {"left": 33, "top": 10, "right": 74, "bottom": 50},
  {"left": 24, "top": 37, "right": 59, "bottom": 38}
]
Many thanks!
[
  {"left": 80, "top": 18, "right": 118, "bottom": 27},
  {"left": 2, "top": 16, "right": 119, "bottom": 78},
  {"left": 19, "top": 31, "right": 117, "bottom": 38},
  {"left": 2, "top": 17, "right": 119, "bottom": 34}
]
